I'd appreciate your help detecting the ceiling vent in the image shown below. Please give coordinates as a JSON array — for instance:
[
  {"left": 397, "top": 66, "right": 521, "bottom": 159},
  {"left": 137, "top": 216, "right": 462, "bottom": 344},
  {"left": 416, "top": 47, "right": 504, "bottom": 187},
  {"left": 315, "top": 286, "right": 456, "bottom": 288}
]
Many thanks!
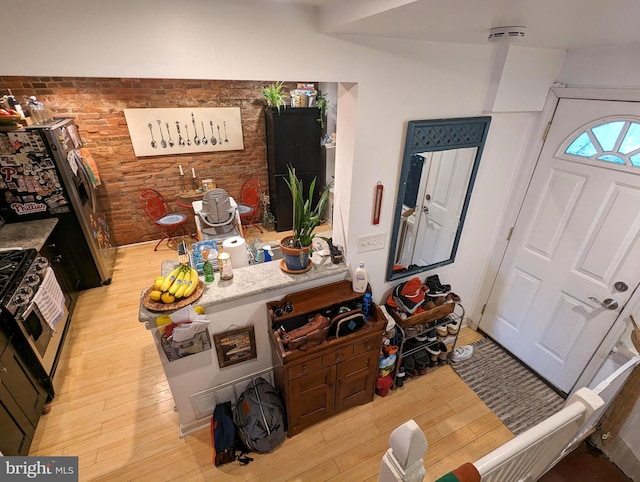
[{"left": 488, "top": 26, "right": 526, "bottom": 43}]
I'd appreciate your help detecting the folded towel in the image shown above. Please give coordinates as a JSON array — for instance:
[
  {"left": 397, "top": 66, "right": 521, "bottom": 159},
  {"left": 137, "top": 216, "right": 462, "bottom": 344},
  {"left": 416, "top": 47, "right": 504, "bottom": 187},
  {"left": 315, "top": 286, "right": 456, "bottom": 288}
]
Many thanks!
[{"left": 31, "top": 267, "right": 65, "bottom": 331}]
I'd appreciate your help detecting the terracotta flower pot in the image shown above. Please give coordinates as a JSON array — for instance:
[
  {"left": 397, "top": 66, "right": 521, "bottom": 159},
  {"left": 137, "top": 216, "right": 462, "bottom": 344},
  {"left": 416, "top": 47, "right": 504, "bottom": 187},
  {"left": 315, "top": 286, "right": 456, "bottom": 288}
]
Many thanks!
[{"left": 280, "top": 236, "right": 312, "bottom": 272}]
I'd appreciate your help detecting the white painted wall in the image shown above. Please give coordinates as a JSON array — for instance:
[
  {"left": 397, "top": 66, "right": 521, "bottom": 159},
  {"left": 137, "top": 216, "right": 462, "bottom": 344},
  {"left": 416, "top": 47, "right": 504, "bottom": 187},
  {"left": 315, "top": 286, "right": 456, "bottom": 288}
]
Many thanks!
[{"left": 1, "top": 0, "right": 558, "bottom": 320}]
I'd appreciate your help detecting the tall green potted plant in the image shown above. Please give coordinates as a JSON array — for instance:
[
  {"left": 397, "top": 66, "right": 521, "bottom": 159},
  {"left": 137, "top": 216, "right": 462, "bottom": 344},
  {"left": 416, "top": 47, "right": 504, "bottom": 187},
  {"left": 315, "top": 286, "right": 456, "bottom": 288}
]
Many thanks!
[{"left": 280, "top": 166, "right": 332, "bottom": 272}]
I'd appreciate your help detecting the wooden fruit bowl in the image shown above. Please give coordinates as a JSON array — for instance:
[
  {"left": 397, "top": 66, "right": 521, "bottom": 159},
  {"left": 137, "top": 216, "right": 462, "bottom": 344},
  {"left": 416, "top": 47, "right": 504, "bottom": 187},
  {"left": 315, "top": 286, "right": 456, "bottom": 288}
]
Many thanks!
[
  {"left": 141, "top": 281, "right": 204, "bottom": 312},
  {"left": 0, "top": 115, "right": 22, "bottom": 125}
]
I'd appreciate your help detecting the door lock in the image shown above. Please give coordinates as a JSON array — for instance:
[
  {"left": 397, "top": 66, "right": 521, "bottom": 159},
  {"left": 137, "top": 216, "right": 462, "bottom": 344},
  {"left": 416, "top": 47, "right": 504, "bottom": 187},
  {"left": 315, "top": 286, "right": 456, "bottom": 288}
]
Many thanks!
[
  {"left": 614, "top": 281, "right": 629, "bottom": 292},
  {"left": 588, "top": 297, "right": 619, "bottom": 310}
]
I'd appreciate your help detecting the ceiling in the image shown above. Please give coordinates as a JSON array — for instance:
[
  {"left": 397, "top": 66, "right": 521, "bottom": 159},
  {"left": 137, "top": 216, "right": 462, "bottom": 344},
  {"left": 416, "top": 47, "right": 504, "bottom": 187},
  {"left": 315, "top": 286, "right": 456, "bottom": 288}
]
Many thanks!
[{"left": 280, "top": 0, "right": 640, "bottom": 51}]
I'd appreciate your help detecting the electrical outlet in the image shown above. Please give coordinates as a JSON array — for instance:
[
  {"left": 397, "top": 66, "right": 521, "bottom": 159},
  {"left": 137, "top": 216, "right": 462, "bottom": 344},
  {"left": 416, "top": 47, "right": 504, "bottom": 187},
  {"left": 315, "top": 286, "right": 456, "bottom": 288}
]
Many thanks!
[{"left": 358, "top": 232, "right": 386, "bottom": 253}]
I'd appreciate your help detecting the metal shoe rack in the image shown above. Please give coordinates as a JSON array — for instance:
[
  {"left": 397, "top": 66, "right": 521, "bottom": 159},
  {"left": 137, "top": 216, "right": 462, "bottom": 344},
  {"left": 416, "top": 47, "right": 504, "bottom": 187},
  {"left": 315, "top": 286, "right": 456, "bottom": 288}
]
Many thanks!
[{"left": 393, "top": 302, "right": 465, "bottom": 388}]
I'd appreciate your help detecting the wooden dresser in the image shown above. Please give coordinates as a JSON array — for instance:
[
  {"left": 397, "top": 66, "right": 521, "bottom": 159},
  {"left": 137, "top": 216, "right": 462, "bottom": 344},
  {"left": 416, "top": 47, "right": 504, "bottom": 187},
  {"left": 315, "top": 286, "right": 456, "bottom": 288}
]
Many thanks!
[{"left": 267, "top": 280, "right": 385, "bottom": 436}]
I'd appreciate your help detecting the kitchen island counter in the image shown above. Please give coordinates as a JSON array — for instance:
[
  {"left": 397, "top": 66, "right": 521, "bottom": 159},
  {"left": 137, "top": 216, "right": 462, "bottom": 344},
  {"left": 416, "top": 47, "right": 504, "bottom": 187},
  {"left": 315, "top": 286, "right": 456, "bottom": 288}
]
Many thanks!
[
  {"left": 138, "top": 252, "right": 349, "bottom": 325},
  {"left": 0, "top": 219, "right": 58, "bottom": 251},
  {"left": 138, "top": 249, "right": 351, "bottom": 437}
]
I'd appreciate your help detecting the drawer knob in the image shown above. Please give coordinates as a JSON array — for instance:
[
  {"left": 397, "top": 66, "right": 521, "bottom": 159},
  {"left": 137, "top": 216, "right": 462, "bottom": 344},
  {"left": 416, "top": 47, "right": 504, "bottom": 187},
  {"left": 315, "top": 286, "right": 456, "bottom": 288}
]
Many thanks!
[
  {"left": 302, "top": 364, "right": 308, "bottom": 373},
  {"left": 0, "top": 367, "right": 7, "bottom": 373},
  {"left": 365, "top": 342, "right": 371, "bottom": 350}
]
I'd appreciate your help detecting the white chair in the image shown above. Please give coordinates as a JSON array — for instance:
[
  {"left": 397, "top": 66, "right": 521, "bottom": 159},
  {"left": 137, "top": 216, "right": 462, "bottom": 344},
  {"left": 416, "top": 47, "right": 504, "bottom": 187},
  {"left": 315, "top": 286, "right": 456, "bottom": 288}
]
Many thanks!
[{"left": 192, "top": 189, "right": 243, "bottom": 243}]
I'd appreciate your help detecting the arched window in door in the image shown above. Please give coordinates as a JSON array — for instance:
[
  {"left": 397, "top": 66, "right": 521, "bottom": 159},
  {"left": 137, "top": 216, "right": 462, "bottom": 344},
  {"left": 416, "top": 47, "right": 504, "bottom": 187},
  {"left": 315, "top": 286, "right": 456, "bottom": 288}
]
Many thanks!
[{"left": 564, "top": 119, "right": 640, "bottom": 166}]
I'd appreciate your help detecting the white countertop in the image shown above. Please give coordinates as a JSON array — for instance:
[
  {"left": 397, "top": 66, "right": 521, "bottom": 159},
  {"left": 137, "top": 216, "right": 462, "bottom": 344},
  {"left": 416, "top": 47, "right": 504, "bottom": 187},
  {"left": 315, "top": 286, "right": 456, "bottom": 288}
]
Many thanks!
[
  {"left": 138, "top": 252, "right": 349, "bottom": 324},
  {"left": 0, "top": 219, "right": 58, "bottom": 251}
]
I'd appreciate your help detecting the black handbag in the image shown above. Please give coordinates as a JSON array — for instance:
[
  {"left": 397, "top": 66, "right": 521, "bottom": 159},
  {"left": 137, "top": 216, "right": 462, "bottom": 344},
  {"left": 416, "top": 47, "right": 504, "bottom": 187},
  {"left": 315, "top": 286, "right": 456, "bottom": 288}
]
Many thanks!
[{"left": 328, "top": 309, "right": 366, "bottom": 338}]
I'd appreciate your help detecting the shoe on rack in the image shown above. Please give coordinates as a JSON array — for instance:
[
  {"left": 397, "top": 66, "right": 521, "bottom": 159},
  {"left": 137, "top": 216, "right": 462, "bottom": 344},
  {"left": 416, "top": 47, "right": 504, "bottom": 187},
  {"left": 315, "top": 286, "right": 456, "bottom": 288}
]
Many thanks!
[
  {"left": 425, "top": 274, "right": 451, "bottom": 296},
  {"left": 423, "top": 300, "right": 436, "bottom": 310},
  {"left": 447, "top": 321, "right": 460, "bottom": 335},
  {"left": 395, "top": 367, "right": 406, "bottom": 388},
  {"left": 451, "top": 345, "right": 474, "bottom": 362},
  {"left": 426, "top": 328, "right": 437, "bottom": 342},
  {"left": 413, "top": 349, "right": 431, "bottom": 374},
  {"left": 435, "top": 324, "right": 449, "bottom": 338},
  {"left": 404, "top": 324, "right": 424, "bottom": 338},
  {"left": 404, "top": 338, "right": 422, "bottom": 351},
  {"left": 402, "top": 354, "right": 419, "bottom": 378},
  {"left": 446, "top": 292, "right": 461, "bottom": 303},
  {"left": 415, "top": 332, "right": 428, "bottom": 343},
  {"left": 425, "top": 344, "right": 441, "bottom": 361},
  {"left": 437, "top": 342, "right": 449, "bottom": 364},
  {"left": 432, "top": 295, "right": 446, "bottom": 306}
]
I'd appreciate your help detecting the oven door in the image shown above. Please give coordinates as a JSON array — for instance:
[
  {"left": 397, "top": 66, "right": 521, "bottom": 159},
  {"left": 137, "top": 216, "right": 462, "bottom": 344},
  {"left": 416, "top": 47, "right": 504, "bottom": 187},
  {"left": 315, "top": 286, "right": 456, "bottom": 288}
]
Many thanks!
[{"left": 18, "top": 302, "right": 69, "bottom": 375}]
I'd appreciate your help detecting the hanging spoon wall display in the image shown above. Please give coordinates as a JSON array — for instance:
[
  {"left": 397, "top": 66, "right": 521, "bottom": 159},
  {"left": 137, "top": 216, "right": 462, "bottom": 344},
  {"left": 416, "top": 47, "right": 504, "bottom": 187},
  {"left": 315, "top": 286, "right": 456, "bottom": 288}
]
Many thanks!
[{"left": 124, "top": 107, "right": 242, "bottom": 157}]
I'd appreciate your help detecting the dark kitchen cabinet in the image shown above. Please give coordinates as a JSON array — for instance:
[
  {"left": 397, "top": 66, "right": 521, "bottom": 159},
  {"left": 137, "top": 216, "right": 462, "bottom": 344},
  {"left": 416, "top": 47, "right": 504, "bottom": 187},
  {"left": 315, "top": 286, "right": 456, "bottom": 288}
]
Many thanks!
[
  {"left": 265, "top": 107, "right": 325, "bottom": 231},
  {"left": 0, "top": 330, "right": 48, "bottom": 456}
]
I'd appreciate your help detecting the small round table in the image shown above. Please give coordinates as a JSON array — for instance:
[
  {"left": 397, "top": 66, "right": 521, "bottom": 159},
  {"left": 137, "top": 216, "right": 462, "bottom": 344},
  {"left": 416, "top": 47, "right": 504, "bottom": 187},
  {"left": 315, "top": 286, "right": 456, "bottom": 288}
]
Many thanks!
[{"left": 176, "top": 189, "right": 204, "bottom": 209}]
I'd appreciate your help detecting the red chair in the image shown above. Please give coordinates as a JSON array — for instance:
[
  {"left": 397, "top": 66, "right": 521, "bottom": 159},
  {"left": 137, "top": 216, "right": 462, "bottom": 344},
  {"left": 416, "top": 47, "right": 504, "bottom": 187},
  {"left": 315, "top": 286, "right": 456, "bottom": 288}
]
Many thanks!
[
  {"left": 237, "top": 179, "right": 263, "bottom": 233},
  {"left": 139, "top": 188, "right": 190, "bottom": 251}
]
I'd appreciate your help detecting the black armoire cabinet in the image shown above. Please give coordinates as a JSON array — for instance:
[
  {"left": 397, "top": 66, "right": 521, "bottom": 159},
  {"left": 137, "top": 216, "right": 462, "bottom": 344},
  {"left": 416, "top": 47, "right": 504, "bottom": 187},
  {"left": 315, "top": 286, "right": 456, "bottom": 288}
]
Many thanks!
[{"left": 265, "top": 107, "right": 324, "bottom": 232}]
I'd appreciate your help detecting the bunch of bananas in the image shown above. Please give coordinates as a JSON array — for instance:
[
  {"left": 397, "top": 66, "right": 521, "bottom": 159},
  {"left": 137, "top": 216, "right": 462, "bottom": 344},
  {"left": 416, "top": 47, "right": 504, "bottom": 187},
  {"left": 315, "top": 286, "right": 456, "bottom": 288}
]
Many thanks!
[{"left": 149, "top": 264, "right": 200, "bottom": 304}]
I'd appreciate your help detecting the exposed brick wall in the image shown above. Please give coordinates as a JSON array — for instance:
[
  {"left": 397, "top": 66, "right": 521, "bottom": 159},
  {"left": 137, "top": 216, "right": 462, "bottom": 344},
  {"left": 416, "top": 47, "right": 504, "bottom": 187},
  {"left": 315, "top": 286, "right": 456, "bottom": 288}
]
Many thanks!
[{"left": 0, "top": 77, "right": 300, "bottom": 246}]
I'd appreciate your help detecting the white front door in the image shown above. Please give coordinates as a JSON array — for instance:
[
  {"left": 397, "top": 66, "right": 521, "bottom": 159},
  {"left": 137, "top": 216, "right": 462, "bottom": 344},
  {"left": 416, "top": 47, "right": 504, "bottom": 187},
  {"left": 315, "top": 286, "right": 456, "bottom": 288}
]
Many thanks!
[
  {"left": 480, "top": 98, "right": 640, "bottom": 393},
  {"left": 413, "top": 148, "right": 475, "bottom": 266}
]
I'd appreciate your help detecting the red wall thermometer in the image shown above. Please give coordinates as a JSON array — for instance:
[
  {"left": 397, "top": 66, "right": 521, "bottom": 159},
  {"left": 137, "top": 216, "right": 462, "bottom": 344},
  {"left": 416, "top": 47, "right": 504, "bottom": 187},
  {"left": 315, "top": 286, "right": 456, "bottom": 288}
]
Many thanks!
[{"left": 373, "top": 182, "right": 383, "bottom": 225}]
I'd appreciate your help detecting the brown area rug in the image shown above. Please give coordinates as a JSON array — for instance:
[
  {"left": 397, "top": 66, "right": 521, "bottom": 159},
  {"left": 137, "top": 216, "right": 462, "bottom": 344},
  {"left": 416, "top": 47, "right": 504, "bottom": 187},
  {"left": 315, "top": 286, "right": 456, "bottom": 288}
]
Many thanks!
[{"left": 452, "top": 338, "right": 566, "bottom": 435}]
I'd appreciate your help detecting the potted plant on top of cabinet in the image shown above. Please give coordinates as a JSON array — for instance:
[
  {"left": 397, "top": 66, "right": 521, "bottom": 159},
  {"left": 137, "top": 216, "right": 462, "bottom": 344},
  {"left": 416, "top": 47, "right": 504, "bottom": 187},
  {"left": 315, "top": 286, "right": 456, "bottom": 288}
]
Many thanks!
[
  {"left": 280, "top": 166, "right": 332, "bottom": 273},
  {"left": 262, "top": 81, "right": 288, "bottom": 113}
]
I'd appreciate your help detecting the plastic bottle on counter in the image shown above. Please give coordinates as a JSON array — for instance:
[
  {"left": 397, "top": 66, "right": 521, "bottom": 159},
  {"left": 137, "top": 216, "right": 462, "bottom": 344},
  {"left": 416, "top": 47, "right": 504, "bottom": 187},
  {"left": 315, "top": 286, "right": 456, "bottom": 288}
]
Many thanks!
[
  {"left": 5, "top": 90, "right": 24, "bottom": 117},
  {"left": 363, "top": 293, "right": 372, "bottom": 320},
  {"left": 218, "top": 251, "right": 233, "bottom": 280},
  {"left": 203, "top": 260, "right": 215, "bottom": 283},
  {"left": 352, "top": 261, "right": 368, "bottom": 293}
]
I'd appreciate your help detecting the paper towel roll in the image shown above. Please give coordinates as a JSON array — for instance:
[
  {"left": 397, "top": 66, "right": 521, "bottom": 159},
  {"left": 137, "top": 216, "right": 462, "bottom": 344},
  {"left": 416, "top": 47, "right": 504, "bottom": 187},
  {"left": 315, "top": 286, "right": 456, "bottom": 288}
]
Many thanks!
[{"left": 222, "top": 236, "right": 249, "bottom": 268}]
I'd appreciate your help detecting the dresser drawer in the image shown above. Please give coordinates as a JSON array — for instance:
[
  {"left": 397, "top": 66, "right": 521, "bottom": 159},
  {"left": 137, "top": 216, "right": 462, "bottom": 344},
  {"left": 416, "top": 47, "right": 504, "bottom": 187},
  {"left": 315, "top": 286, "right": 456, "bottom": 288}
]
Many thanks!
[
  {"left": 353, "top": 334, "right": 382, "bottom": 356},
  {"left": 322, "top": 345, "right": 353, "bottom": 366},
  {"left": 288, "top": 355, "right": 323, "bottom": 379}
]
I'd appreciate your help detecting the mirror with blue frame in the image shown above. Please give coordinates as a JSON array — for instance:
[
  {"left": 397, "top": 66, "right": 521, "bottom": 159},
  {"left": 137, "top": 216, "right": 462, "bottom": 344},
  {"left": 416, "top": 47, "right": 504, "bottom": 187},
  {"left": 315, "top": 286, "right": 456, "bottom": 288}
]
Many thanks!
[{"left": 387, "top": 116, "right": 492, "bottom": 281}]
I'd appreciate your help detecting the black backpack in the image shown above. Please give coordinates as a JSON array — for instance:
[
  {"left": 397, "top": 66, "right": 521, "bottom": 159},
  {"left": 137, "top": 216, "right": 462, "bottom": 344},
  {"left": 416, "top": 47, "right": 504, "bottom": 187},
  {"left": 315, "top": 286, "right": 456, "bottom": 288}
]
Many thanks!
[
  {"left": 211, "top": 402, "right": 236, "bottom": 466},
  {"left": 234, "top": 377, "right": 287, "bottom": 453},
  {"left": 211, "top": 402, "right": 253, "bottom": 466}
]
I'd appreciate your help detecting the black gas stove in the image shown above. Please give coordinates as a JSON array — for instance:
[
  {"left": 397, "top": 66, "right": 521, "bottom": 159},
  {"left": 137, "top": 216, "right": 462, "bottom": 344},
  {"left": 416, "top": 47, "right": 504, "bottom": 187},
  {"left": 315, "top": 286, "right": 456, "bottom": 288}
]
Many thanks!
[
  {"left": 0, "top": 249, "right": 38, "bottom": 307},
  {"left": 0, "top": 248, "right": 66, "bottom": 385},
  {"left": 4, "top": 253, "right": 49, "bottom": 318}
]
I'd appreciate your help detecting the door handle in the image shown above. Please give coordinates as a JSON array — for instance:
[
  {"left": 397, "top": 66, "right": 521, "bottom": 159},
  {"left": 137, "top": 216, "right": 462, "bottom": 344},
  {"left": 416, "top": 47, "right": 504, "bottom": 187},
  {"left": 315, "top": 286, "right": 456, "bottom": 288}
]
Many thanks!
[{"left": 588, "top": 297, "right": 619, "bottom": 310}]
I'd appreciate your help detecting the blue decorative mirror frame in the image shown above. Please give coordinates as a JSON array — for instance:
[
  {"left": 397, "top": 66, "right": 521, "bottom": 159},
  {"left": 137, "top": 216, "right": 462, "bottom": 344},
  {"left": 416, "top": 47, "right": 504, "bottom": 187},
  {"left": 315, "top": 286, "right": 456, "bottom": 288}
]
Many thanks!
[{"left": 386, "top": 116, "right": 492, "bottom": 281}]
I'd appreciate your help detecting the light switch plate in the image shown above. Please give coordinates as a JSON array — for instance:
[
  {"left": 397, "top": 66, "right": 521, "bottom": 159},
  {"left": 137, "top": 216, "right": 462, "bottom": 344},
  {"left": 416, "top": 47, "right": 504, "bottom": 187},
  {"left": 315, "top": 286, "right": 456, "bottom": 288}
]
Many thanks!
[{"left": 358, "top": 232, "right": 386, "bottom": 253}]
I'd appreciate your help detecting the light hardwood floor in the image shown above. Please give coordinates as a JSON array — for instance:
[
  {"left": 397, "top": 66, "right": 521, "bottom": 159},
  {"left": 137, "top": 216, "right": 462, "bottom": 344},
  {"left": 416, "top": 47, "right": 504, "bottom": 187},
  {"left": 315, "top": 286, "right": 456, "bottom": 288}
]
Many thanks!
[{"left": 29, "top": 231, "right": 513, "bottom": 481}]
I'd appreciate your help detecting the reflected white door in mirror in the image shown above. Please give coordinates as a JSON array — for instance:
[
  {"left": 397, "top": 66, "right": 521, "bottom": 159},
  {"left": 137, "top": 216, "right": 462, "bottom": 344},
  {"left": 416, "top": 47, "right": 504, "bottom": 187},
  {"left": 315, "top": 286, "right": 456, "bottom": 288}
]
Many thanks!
[{"left": 396, "top": 148, "right": 476, "bottom": 268}]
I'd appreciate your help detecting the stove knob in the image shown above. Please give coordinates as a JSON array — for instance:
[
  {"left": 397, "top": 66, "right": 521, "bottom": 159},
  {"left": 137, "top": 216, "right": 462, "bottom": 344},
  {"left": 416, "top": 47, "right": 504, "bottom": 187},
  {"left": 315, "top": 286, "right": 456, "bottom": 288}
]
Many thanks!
[
  {"left": 24, "top": 273, "right": 40, "bottom": 286},
  {"left": 14, "top": 295, "right": 26, "bottom": 306},
  {"left": 16, "top": 286, "right": 33, "bottom": 298}
]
